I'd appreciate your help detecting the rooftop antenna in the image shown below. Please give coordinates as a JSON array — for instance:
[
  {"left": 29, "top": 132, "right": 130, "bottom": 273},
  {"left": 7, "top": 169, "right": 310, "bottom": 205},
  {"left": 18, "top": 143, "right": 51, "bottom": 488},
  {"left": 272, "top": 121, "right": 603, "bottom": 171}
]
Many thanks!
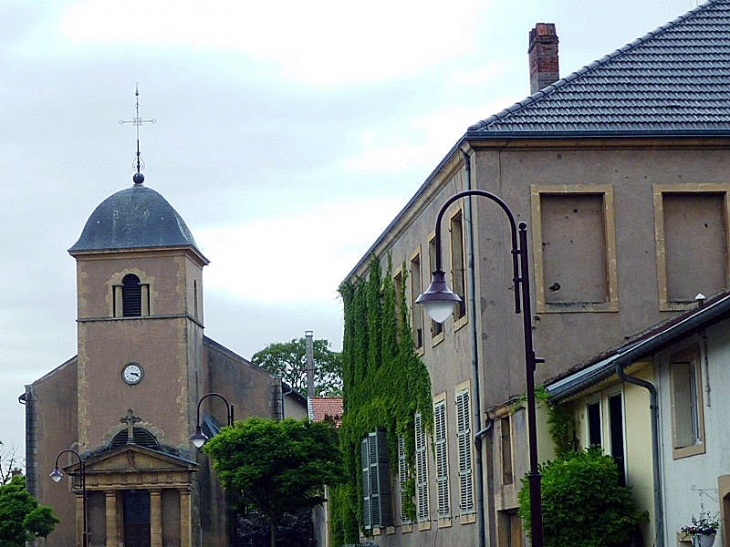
[{"left": 119, "top": 84, "right": 156, "bottom": 185}]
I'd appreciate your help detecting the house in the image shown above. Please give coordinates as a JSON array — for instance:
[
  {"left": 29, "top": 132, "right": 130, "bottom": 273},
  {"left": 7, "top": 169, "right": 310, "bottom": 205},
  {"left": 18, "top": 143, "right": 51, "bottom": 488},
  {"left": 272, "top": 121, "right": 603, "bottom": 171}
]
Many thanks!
[
  {"left": 338, "top": 1, "right": 730, "bottom": 546},
  {"left": 545, "top": 290, "right": 730, "bottom": 547},
  {"left": 21, "top": 171, "right": 306, "bottom": 547}
]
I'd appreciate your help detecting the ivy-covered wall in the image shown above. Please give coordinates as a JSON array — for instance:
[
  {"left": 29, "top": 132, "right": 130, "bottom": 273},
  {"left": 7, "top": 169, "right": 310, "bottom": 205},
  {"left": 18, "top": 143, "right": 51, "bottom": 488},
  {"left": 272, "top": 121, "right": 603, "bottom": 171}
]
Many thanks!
[{"left": 332, "top": 256, "right": 432, "bottom": 545}]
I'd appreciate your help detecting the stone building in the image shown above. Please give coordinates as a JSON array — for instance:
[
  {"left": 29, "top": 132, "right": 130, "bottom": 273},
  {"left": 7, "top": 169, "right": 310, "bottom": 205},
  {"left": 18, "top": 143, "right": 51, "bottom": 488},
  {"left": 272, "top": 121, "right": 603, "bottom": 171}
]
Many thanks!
[{"left": 21, "top": 174, "right": 306, "bottom": 547}]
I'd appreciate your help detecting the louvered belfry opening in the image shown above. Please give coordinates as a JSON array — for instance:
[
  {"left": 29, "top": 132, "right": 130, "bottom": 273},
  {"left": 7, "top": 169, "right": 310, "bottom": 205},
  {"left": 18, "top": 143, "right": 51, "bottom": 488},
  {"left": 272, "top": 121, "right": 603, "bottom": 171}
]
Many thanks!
[
  {"left": 122, "top": 274, "right": 142, "bottom": 317},
  {"left": 110, "top": 428, "right": 160, "bottom": 450}
]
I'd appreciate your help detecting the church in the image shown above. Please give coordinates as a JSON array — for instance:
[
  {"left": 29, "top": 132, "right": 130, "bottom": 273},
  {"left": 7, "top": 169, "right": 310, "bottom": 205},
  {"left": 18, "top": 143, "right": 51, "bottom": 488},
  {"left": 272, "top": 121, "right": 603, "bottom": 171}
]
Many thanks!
[{"left": 21, "top": 169, "right": 306, "bottom": 546}]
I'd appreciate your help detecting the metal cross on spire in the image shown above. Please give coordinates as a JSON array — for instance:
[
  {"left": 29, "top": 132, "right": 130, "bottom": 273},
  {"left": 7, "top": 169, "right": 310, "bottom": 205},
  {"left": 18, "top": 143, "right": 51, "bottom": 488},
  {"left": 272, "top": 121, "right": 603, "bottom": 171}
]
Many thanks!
[{"left": 119, "top": 84, "right": 156, "bottom": 185}]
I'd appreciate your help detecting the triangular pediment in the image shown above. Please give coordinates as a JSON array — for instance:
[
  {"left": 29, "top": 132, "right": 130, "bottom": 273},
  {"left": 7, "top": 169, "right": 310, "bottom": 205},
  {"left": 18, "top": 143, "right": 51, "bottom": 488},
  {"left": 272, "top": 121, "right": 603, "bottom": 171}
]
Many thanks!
[{"left": 64, "top": 444, "right": 197, "bottom": 491}]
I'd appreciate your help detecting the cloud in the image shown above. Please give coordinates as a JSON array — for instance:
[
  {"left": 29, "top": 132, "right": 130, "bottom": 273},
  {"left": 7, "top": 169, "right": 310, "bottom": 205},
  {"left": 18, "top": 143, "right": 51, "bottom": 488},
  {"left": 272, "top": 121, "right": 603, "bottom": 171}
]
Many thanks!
[
  {"left": 197, "top": 197, "right": 405, "bottom": 303},
  {"left": 56, "top": 0, "right": 484, "bottom": 85}
]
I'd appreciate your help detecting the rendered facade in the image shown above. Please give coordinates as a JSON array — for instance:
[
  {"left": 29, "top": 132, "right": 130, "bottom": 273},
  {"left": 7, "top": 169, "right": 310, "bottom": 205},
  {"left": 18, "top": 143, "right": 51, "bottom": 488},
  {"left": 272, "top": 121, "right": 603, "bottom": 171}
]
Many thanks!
[{"left": 342, "top": 1, "right": 730, "bottom": 546}]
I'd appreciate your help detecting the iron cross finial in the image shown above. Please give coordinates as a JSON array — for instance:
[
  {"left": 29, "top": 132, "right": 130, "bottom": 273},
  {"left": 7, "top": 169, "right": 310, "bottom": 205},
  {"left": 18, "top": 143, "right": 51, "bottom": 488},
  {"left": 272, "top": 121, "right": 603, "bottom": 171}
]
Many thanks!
[{"left": 119, "top": 84, "right": 156, "bottom": 184}]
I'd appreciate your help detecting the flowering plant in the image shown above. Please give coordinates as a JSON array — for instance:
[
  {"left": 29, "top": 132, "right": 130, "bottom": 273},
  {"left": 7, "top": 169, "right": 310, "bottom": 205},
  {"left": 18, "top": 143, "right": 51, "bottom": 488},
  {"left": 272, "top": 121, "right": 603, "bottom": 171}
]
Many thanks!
[{"left": 681, "top": 510, "right": 720, "bottom": 536}]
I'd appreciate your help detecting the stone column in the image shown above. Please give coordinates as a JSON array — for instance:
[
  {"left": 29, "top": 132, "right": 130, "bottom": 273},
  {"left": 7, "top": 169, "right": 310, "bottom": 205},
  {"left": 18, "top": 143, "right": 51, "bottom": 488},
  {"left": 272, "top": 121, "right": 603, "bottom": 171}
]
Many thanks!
[
  {"left": 180, "top": 489, "right": 192, "bottom": 547},
  {"left": 75, "top": 493, "right": 86, "bottom": 547},
  {"left": 105, "top": 491, "right": 118, "bottom": 547},
  {"left": 150, "top": 489, "right": 163, "bottom": 547}
]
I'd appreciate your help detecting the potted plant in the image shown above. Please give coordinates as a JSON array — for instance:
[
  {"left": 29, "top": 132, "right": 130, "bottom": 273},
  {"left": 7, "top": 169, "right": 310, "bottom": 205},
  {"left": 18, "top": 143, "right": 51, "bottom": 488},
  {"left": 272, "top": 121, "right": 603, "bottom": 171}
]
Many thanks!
[{"left": 681, "top": 508, "right": 720, "bottom": 547}]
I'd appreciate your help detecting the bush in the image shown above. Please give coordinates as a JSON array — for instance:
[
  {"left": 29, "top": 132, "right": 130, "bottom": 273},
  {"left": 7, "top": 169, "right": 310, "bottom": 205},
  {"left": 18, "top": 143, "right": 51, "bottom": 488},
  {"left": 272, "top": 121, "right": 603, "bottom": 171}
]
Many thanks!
[{"left": 518, "top": 447, "right": 647, "bottom": 547}]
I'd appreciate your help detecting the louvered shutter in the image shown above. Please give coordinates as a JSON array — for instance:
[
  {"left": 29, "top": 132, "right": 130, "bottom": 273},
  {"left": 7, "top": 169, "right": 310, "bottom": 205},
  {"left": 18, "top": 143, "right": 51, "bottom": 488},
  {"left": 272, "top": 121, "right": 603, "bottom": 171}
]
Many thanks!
[
  {"left": 397, "top": 435, "right": 410, "bottom": 523},
  {"left": 361, "top": 437, "right": 372, "bottom": 529},
  {"left": 434, "top": 399, "right": 450, "bottom": 518},
  {"left": 415, "top": 413, "right": 429, "bottom": 522},
  {"left": 456, "top": 388, "right": 474, "bottom": 514}
]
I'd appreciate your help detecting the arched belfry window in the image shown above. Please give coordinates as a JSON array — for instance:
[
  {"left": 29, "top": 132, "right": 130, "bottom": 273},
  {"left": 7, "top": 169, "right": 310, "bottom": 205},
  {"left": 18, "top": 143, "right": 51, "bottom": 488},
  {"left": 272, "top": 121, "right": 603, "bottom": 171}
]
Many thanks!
[{"left": 113, "top": 274, "right": 150, "bottom": 318}]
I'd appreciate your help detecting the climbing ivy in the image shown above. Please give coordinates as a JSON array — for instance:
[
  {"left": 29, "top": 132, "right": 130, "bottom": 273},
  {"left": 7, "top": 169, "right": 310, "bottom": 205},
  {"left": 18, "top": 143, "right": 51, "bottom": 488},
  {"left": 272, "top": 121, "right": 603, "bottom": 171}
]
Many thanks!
[{"left": 332, "top": 255, "right": 432, "bottom": 543}]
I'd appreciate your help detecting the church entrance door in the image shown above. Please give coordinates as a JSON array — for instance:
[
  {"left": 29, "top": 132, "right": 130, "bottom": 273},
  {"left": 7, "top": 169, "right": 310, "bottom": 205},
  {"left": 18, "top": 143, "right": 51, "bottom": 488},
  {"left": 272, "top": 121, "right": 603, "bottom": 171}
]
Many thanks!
[{"left": 123, "top": 490, "right": 151, "bottom": 547}]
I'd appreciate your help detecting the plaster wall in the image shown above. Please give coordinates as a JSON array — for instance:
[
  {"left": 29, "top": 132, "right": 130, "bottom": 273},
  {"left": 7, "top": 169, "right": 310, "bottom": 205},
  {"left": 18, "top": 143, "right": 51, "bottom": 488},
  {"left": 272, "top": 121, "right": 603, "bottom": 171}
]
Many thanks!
[
  {"left": 470, "top": 141, "right": 730, "bottom": 411},
  {"left": 26, "top": 360, "right": 78, "bottom": 547},
  {"left": 657, "top": 322, "right": 730, "bottom": 546}
]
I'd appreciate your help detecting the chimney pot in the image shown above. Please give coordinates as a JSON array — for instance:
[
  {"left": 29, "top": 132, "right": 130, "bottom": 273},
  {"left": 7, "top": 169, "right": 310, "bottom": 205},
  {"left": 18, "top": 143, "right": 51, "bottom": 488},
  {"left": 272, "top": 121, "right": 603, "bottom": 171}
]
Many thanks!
[{"left": 528, "top": 23, "right": 560, "bottom": 94}]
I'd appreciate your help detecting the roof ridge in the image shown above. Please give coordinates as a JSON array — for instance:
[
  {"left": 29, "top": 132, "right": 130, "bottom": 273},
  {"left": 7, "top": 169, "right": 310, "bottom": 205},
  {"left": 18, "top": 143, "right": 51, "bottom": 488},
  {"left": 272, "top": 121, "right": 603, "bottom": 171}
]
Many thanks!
[{"left": 468, "top": 0, "right": 721, "bottom": 132}]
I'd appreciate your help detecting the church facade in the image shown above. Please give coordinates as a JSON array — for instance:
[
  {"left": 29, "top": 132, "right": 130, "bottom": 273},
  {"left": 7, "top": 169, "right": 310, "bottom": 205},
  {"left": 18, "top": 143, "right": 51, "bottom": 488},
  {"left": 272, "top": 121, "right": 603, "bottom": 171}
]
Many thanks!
[{"left": 22, "top": 177, "right": 306, "bottom": 546}]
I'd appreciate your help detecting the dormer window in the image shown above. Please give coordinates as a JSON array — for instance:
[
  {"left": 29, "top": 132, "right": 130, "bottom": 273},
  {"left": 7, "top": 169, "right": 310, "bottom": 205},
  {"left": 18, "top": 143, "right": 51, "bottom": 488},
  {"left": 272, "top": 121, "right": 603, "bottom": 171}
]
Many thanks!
[{"left": 113, "top": 274, "right": 150, "bottom": 317}]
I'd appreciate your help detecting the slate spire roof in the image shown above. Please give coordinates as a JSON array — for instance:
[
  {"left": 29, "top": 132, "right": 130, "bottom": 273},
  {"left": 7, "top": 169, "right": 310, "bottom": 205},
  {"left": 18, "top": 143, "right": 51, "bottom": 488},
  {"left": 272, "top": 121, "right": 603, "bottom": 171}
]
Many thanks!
[{"left": 468, "top": 0, "right": 730, "bottom": 137}]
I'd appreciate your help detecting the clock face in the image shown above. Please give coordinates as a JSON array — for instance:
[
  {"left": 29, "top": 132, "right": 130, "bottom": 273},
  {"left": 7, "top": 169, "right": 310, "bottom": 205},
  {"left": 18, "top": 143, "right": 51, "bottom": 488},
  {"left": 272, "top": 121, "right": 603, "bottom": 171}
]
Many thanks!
[{"left": 122, "top": 363, "right": 144, "bottom": 385}]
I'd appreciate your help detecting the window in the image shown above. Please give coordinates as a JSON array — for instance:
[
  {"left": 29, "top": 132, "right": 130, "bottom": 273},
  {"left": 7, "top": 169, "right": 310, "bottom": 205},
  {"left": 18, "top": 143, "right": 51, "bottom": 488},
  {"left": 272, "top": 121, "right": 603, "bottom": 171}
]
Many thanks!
[
  {"left": 113, "top": 273, "right": 150, "bottom": 317},
  {"left": 655, "top": 186, "right": 730, "bottom": 310},
  {"left": 361, "top": 430, "right": 393, "bottom": 529},
  {"left": 415, "top": 413, "right": 430, "bottom": 524},
  {"left": 410, "top": 253, "right": 424, "bottom": 350},
  {"left": 397, "top": 435, "right": 410, "bottom": 524},
  {"left": 428, "top": 237, "right": 444, "bottom": 342},
  {"left": 587, "top": 401, "right": 602, "bottom": 447},
  {"left": 455, "top": 386, "right": 474, "bottom": 514},
  {"left": 500, "top": 416, "right": 513, "bottom": 486},
  {"left": 608, "top": 393, "right": 625, "bottom": 485},
  {"left": 434, "top": 396, "right": 450, "bottom": 520},
  {"left": 531, "top": 186, "right": 617, "bottom": 312},
  {"left": 670, "top": 346, "right": 705, "bottom": 459},
  {"left": 394, "top": 270, "right": 404, "bottom": 341},
  {"left": 450, "top": 211, "right": 467, "bottom": 322}
]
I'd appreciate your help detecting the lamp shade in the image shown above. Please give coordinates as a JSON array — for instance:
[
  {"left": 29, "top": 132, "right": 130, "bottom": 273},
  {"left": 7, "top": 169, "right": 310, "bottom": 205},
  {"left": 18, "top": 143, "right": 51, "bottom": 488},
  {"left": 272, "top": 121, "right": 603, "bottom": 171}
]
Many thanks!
[
  {"left": 50, "top": 467, "right": 63, "bottom": 483},
  {"left": 190, "top": 425, "right": 208, "bottom": 449},
  {"left": 416, "top": 269, "right": 462, "bottom": 323}
]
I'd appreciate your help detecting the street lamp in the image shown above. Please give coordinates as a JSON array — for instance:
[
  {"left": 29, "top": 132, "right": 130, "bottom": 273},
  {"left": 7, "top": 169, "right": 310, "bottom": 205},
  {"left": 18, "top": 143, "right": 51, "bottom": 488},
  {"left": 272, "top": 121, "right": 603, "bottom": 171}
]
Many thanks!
[
  {"left": 50, "top": 449, "right": 88, "bottom": 547},
  {"left": 190, "top": 393, "right": 235, "bottom": 448},
  {"left": 416, "top": 189, "right": 544, "bottom": 547}
]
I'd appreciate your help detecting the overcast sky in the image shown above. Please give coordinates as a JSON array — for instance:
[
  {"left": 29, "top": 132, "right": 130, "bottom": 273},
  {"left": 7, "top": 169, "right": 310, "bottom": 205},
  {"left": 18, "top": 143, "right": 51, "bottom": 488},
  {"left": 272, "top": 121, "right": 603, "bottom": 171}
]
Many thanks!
[{"left": 1, "top": 0, "right": 698, "bottom": 460}]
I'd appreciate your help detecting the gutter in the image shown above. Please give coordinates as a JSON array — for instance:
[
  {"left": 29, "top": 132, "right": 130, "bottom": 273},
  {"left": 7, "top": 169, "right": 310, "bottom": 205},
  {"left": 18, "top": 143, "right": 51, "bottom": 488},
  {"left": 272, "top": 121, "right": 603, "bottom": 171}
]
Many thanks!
[{"left": 462, "top": 149, "right": 488, "bottom": 547}]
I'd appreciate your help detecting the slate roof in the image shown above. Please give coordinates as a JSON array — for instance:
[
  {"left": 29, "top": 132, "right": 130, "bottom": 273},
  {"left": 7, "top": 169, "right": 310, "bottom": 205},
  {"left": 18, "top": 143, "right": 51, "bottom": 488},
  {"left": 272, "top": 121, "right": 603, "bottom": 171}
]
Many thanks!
[
  {"left": 69, "top": 183, "right": 205, "bottom": 258},
  {"left": 468, "top": 0, "right": 730, "bottom": 137}
]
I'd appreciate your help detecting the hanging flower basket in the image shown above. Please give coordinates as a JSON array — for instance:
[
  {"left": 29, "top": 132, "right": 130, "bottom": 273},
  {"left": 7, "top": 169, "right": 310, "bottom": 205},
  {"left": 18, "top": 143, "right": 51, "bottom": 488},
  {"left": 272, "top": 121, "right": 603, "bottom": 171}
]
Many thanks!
[{"left": 682, "top": 509, "right": 719, "bottom": 547}]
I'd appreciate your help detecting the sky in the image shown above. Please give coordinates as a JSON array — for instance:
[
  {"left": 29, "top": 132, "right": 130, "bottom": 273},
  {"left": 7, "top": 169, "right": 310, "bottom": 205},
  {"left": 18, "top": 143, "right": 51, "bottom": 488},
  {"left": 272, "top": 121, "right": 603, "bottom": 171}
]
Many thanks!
[{"left": 0, "top": 0, "right": 699, "bottom": 461}]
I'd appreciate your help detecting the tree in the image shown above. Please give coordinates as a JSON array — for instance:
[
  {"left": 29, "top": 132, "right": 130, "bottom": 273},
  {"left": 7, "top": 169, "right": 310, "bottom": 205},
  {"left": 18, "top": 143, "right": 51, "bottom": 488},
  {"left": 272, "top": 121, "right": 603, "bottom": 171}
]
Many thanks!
[
  {"left": 518, "top": 448, "right": 646, "bottom": 547},
  {"left": 0, "top": 441, "right": 22, "bottom": 485},
  {"left": 251, "top": 337, "right": 343, "bottom": 396},
  {"left": 204, "top": 417, "right": 343, "bottom": 547},
  {"left": 0, "top": 475, "right": 58, "bottom": 546}
]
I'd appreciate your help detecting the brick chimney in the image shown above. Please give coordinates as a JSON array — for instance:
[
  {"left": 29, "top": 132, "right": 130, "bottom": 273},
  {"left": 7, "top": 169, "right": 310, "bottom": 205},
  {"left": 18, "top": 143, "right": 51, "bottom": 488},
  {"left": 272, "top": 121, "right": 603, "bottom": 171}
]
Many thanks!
[{"left": 528, "top": 23, "right": 559, "bottom": 94}]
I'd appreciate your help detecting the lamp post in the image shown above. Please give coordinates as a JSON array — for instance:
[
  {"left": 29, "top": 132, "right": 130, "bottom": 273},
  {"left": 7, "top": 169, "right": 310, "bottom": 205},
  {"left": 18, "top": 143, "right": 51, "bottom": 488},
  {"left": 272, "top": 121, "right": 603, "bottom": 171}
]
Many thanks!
[
  {"left": 416, "top": 189, "right": 544, "bottom": 547},
  {"left": 50, "top": 449, "right": 88, "bottom": 547},
  {"left": 190, "top": 393, "right": 235, "bottom": 448}
]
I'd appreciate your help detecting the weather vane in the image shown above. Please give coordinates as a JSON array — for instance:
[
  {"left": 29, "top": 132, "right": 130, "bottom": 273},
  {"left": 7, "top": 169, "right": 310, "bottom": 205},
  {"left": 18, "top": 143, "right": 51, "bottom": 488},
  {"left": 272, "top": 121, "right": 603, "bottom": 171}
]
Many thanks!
[{"left": 119, "top": 84, "right": 156, "bottom": 184}]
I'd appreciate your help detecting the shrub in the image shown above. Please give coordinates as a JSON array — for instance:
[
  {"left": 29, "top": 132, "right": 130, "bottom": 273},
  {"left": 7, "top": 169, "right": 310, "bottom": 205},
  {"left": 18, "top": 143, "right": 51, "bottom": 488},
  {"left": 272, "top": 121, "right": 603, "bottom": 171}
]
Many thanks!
[{"left": 518, "top": 447, "right": 647, "bottom": 547}]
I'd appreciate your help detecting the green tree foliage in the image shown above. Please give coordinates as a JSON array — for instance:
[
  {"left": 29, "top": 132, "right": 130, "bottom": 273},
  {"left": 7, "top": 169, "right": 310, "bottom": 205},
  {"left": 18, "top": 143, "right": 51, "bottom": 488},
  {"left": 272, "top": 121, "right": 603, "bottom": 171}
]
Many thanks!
[
  {"left": 334, "top": 255, "right": 432, "bottom": 542},
  {"left": 203, "top": 417, "right": 342, "bottom": 547},
  {"left": 518, "top": 448, "right": 647, "bottom": 547},
  {"left": 0, "top": 475, "right": 59, "bottom": 546},
  {"left": 252, "top": 338, "right": 343, "bottom": 396}
]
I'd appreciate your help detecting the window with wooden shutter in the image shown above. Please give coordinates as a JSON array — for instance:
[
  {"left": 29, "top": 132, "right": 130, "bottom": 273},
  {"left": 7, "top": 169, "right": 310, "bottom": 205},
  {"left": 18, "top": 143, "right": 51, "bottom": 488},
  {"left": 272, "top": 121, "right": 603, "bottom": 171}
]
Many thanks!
[
  {"left": 434, "top": 397, "right": 450, "bottom": 519},
  {"left": 361, "top": 430, "right": 393, "bottom": 529},
  {"left": 415, "top": 413, "right": 429, "bottom": 523},
  {"left": 456, "top": 387, "right": 474, "bottom": 514},
  {"left": 361, "top": 438, "right": 372, "bottom": 529}
]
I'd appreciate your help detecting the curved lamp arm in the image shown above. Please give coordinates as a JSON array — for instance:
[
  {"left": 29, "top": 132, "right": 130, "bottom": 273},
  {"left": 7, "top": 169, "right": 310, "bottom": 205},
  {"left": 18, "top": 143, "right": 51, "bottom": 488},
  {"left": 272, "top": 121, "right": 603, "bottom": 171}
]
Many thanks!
[{"left": 190, "top": 392, "right": 235, "bottom": 448}]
